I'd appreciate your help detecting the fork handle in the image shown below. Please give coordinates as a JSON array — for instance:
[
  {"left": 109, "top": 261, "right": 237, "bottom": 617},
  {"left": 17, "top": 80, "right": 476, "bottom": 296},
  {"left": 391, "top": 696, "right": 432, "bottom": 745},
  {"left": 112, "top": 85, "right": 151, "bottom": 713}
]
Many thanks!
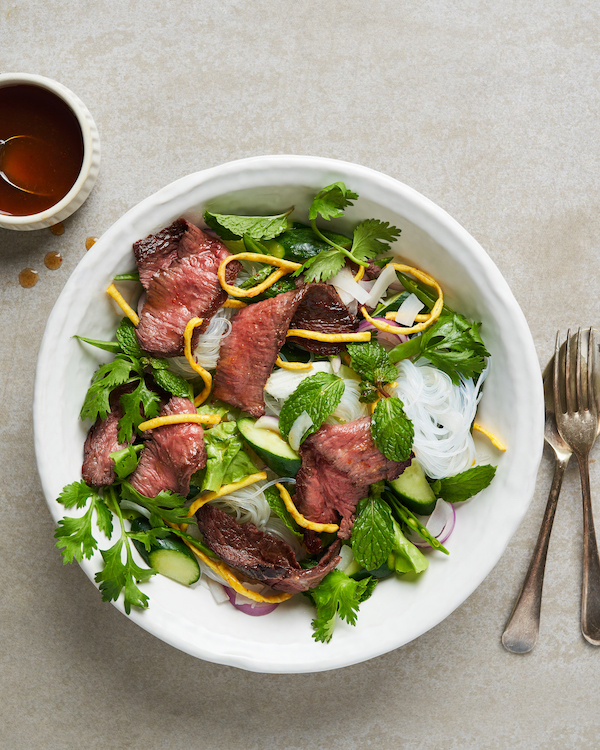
[
  {"left": 501, "top": 453, "right": 570, "bottom": 653},
  {"left": 576, "top": 453, "right": 600, "bottom": 644}
]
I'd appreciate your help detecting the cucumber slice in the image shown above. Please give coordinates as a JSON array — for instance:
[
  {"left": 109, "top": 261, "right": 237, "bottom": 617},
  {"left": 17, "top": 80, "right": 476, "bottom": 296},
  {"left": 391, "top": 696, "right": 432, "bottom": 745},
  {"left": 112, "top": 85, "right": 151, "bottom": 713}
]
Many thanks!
[
  {"left": 387, "top": 460, "right": 437, "bottom": 515},
  {"left": 130, "top": 517, "right": 200, "bottom": 585},
  {"left": 238, "top": 417, "right": 301, "bottom": 477}
]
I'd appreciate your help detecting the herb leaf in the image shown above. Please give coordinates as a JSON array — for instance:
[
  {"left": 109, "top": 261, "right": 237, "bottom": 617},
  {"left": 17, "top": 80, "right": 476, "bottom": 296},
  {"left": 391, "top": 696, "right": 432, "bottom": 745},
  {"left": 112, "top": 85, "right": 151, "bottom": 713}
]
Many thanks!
[
  {"left": 371, "top": 396, "right": 414, "bottom": 462},
  {"left": 264, "top": 485, "right": 303, "bottom": 542},
  {"left": 350, "top": 219, "right": 401, "bottom": 261},
  {"left": 152, "top": 368, "right": 193, "bottom": 399},
  {"left": 279, "top": 372, "right": 345, "bottom": 443},
  {"left": 347, "top": 340, "right": 398, "bottom": 389},
  {"left": 203, "top": 208, "right": 293, "bottom": 241},
  {"left": 120, "top": 483, "right": 193, "bottom": 527},
  {"left": 298, "top": 249, "right": 346, "bottom": 284},
  {"left": 54, "top": 485, "right": 113, "bottom": 563},
  {"left": 351, "top": 495, "right": 395, "bottom": 570},
  {"left": 308, "top": 183, "right": 358, "bottom": 221},
  {"left": 115, "top": 318, "right": 143, "bottom": 358},
  {"left": 431, "top": 464, "right": 496, "bottom": 502},
  {"left": 305, "top": 569, "right": 371, "bottom": 643}
]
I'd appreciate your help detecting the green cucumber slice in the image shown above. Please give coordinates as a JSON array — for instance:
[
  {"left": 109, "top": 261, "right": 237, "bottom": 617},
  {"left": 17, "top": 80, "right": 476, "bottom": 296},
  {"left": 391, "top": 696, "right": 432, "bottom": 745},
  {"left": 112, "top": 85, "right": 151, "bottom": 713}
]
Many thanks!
[
  {"left": 238, "top": 417, "right": 301, "bottom": 477},
  {"left": 387, "top": 460, "right": 437, "bottom": 515},
  {"left": 130, "top": 517, "right": 200, "bottom": 585}
]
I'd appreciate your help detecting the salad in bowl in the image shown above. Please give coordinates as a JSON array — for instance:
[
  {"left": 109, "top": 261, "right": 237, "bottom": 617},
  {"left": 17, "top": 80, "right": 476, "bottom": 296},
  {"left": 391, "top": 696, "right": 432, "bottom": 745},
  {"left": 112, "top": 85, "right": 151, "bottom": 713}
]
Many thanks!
[{"left": 34, "top": 156, "right": 543, "bottom": 672}]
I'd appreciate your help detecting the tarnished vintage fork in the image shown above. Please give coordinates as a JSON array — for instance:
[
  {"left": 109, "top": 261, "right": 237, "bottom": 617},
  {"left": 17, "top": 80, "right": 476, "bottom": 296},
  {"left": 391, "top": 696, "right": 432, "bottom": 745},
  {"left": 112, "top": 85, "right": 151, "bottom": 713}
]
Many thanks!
[{"left": 553, "top": 328, "right": 600, "bottom": 644}]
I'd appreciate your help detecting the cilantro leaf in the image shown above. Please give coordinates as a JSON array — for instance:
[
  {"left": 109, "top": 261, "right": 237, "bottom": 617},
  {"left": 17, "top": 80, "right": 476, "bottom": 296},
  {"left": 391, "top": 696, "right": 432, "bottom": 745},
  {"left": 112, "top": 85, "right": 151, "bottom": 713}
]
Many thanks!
[
  {"left": 297, "top": 249, "right": 346, "bottom": 283},
  {"left": 117, "top": 379, "right": 161, "bottom": 443},
  {"left": 95, "top": 533, "right": 155, "bottom": 614},
  {"left": 351, "top": 495, "right": 395, "bottom": 570},
  {"left": 110, "top": 444, "right": 143, "bottom": 481},
  {"left": 279, "top": 372, "right": 345, "bottom": 443},
  {"left": 431, "top": 464, "right": 496, "bottom": 502},
  {"left": 305, "top": 569, "right": 371, "bottom": 643},
  {"left": 308, "top": 183, "right": 358, "bottom": 221},
  {"left": 350, "top": 219, "right": 401, "bottom": 262},
  {"left": 79, "top": 356, "right": 137, "bottom": 422},
  {"left": 371, "top": 396, "right": 414, "bottom": 462},
  {"left": 347, "top": 341, "right": 398, "bottom": 390},
  {"left": 54, "top": 486, "right": 113, "bottom": 564},
  {"left": 203, "top": 208, "right": 293, "bottom": 241},
  {"left": 389, "top": 313, "right": 490, "bottom": 384}
]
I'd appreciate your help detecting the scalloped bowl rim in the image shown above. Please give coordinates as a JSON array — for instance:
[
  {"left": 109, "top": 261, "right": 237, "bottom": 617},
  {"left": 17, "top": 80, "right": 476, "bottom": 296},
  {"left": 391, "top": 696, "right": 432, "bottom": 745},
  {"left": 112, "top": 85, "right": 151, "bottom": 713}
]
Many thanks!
[{"left": 33, "top": 155, "right": 544, "bottom": 673}]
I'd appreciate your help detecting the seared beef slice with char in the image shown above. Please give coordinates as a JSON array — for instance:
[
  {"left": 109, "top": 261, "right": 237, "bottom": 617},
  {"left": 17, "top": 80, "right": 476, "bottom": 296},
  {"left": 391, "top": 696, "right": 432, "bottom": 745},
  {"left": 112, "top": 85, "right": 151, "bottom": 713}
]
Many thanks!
[
  {"left": 195, "top": 504, "right": 341, "bottom": 593},
  {"left": 135, "top": 220, "right": 240, "bottom": 357},
  {"left": 287, "top": 283, "right": 358, "bottom": 356},
  {"left": 295, "top": 417, "right": 411, "bottom": 540},
  {"left": 129, "top": 397, "right": 206, "bottom": 497},
  {"left": 82, "top": 391, "right": 129, "bottom": 487},
  {"left": 212, "top": 290, "right": 304, "bottom": 418}
]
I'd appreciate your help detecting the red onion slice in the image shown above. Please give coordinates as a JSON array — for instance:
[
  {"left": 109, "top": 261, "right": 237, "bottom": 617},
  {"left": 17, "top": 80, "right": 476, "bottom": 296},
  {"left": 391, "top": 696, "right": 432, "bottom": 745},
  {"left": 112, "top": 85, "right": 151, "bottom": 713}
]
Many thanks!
[
  {"left": 224, "top": 586, "right": 279, "bottom": 616},
  {"left": 409, "top": 499, "right": 456, "bottom": 549}
]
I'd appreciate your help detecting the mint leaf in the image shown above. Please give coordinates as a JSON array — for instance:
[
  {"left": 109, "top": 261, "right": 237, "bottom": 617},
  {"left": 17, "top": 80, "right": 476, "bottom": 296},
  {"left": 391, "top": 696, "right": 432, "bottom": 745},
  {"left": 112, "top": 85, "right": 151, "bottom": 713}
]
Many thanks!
[
  {"left": 203, "top": 208, "right": 292, "bottom": 241},
  {"left": 371, "top": 396, "right": 414, "bottom": 462},
  {"left": 347, "top": 341, "right": 398, "bottom": 388},
  {"left": 115, "top": 318, "right": 143, "bottom": 358},
  {"left": 297, "top": 248, "right": 346, "bottom": 283},
  {"left": 431, "top": 464, "right": 496, "bottom": 502},
  {"left": 308, "top": 183, "right": 358, "bottom": 221},
  {"left": 152, "top": 368, "right": 193, "bottom": 399},
  {"left": 279, "top": 372, "right": 345, "bottom": 443},
  {"left": 305, "top": 569, "right": 371, "bottom": 643},
  {"left": 351, "top": 495, "right": 395, "bottom": 570},
  {"left": 351, "top": 219, "right": 401, "bottom": 262}
]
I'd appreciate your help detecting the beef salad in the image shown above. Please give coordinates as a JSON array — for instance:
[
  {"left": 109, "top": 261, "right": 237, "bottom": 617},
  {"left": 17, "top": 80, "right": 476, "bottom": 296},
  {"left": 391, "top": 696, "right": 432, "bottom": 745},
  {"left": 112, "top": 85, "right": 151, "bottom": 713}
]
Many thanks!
[{"left": 55, "top": 182, "right": 503, "bottom": 642}]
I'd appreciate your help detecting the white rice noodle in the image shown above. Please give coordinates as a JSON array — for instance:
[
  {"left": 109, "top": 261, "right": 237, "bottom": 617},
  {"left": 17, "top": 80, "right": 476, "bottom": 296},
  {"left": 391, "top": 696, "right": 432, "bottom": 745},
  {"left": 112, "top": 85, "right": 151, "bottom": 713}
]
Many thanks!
[
  {"left": 391, "top": 358, "right": 489, "bottom": 479},
  {"left": 364, "top": 264, "right": 398, "bottom": 308},
  {"left": 169, "top": 307, "right": 235, "bottom": 377},
  {"left": 395, "top": 293, "right": 425, "bottom": 326},
  {"left": 325, "top": 377, "right": 369, "bottom": 425},
  {"left": 330, "top": 267, "right": 371, "bottom": 305},
  {"left": 209, "top": 482, "right": 273, "bottom": 529}
]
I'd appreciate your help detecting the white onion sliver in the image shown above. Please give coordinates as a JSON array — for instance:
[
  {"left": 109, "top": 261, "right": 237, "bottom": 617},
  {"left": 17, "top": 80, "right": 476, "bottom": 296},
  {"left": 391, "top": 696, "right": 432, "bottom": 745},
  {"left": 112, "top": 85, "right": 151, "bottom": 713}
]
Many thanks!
[
  {"left": 330, "top": 267, "right": 371, "bottom": 304},
  {"left": 395, "top": 293, "right": 425, "bottom": 326},
  {"left": 330, "top": 354, "right": 341, "bottom": 374},
  {"left": 204, "top": 576, "right": 229, "bottom": 604},
  {"left": 410, "top": 500, "right": 456, "bottom": 549},
  {"left": 364, "top": 264, "right": 398, "bottom": 308},
  {"left": 254, "top": 416, "right": 281, "bottom": 433},
  {"left": 288, "top": 411, "right": 313, "bottom": 452}
]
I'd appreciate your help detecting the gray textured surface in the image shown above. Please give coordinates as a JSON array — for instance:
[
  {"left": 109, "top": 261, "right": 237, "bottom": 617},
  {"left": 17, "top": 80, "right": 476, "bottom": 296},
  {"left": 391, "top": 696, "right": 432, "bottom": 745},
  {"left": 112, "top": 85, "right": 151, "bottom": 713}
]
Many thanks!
[{"left": 2, "top": 1, "right": 600, "bottom": 747}]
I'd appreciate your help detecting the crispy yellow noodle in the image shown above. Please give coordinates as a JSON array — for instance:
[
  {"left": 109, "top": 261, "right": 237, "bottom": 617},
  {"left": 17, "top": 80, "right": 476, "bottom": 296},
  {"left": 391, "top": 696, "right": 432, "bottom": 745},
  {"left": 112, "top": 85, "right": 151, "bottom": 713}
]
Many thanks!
[
  {"left": 106, "top": 283, "right": 139, "bottom": 326},
  {"left": 138, "top": 414, "right": 221, "bottom": 431},
  {"left": 353, "top": 265, "right": 365, "bottom": 282},
  {"left": 276, "top": 482, "right": 339, "bottom": 533},
  {"left": 218, "top": 253, "right": 301, "bottom": 298},
  {"left": 275, "top": 356, "right": 313, "bottom": 371},
  {"left": 183, "top": 317, "right": 213, "bottom": 406},
  {"left": 472, "top": 423, "right": 507, "bottom": 451},
  {"left": 286, "top": 329, "right": 371, "bottom": 343},
  {"left": 223, "top": 298, "right": 247, "bottom": 309}
]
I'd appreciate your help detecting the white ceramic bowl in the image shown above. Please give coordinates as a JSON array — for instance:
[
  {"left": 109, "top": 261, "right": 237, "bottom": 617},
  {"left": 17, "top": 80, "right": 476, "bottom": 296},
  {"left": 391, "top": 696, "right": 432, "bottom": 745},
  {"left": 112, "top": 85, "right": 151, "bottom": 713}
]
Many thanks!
[
  {"left": 34, "top": 155, "right": 544, "bottom": 673},
  {"left": 0, "top": 73, "right": 100, "bottom": 231}
]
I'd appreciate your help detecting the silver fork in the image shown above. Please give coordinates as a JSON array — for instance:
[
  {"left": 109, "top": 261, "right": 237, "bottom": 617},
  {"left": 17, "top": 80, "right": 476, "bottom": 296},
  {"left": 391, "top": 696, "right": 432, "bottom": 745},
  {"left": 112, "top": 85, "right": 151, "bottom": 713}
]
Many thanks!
[{"left": 554, "top": 328, "right": 600, "bottom": 644}]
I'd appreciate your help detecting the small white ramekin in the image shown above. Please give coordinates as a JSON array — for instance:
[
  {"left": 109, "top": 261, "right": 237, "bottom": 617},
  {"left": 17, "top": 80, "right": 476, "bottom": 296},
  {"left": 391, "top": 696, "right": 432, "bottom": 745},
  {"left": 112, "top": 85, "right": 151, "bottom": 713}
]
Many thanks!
[{"left": 0, "top": 73, "right": 101, "bottom": 231}]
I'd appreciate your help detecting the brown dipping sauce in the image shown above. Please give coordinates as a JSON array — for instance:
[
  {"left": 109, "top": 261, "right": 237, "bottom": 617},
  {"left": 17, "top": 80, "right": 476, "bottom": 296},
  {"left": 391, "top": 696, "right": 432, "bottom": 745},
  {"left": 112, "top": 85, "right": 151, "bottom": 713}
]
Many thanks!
[{"left": 0, "top": 84, "right": 84, "bottom": 217}]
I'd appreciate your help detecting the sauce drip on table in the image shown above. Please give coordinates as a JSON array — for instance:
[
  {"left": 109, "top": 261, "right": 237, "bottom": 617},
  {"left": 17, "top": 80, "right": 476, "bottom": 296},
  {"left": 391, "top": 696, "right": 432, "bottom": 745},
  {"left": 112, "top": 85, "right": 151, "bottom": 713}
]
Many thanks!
[
  {"left": 0, "top": 84, "right": 84, "bottom": 217},
  {"left": 44, "top": 251, "right": 62, "bottom": 270},
  {"left": 19, "top": 268, "right": 39, "bottom": 288}
]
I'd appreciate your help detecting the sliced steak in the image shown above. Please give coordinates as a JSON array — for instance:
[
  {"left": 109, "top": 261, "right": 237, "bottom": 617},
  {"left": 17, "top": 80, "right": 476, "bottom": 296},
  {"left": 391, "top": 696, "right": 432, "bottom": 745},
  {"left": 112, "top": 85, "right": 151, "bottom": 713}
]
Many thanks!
[
  {"left": 81, "top": 385, "right": 135, "bottom": 487},
  {"left": 135, "top": 221, "right": 240, "bottom": 357},
  {"left": 212, "top": 289, "right": 304, "bottom": 417},
  {"left": 195, "top": 503, "right": 341, "bottom": 593},
  {"left": 287, "top": 283, "right": 359, "bottom": 356},
  {"left": 133, "top": 219, "right": 187, "bottom": 290},
  {"left": 295, "top": 417, "right": 411, "bottom": 543},
  {"left": 129, "top": 397, "right": 206, "bottom": 497}
]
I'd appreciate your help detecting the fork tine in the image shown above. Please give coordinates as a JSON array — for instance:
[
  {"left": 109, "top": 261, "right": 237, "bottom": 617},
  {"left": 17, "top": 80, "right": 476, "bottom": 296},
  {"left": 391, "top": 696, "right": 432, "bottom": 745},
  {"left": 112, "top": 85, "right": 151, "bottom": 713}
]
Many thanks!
[
  {"left": 565, "top": 329, "right": 572, "bottom": 414},
  {"left": 588, "top": 328, "right": 597, "bottom": 416},
  {"left": 576, "top": 328, "right": 584, "bottom": 411},
  {"left": 554, "top": 330, "right": 562, "bottom": 415}
]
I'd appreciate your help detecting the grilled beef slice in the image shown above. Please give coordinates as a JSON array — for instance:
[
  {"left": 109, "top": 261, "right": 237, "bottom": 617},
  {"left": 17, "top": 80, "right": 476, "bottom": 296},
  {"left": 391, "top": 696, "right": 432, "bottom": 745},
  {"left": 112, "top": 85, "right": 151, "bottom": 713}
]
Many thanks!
[
  {"left": 135, "top": 220, "right": 240, "bottom": 357},
  {"left": 287, "top": 283, "right": 358, "bottom": 356},
  {"left": 295, "top": 417, "right": 411, "bottom": 542},
  {"left": 195, "top": 503, "right": 341, "bottom": 593},
  {"left": 82, "top": 403, "right": 127, "bottom": 487},
  {"left": 129, "top": 397, "right": 206, "bottom": 497},
  {"left": 212, "top": 289, "right": 303, "bottom": 417}
]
